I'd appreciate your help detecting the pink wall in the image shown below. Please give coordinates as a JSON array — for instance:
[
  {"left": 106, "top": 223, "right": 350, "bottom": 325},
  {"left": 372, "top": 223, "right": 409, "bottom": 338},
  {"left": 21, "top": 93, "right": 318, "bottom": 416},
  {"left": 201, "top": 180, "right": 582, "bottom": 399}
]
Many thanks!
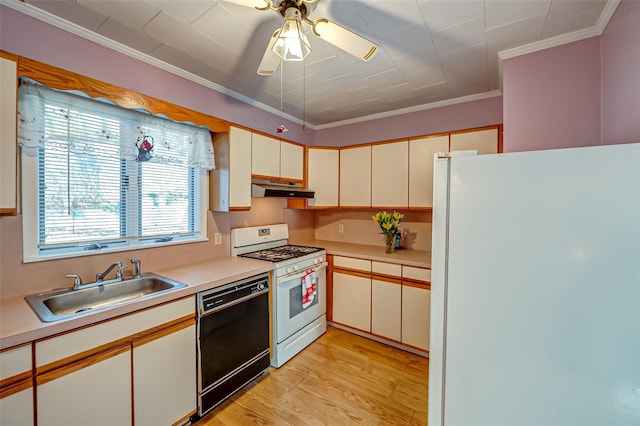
[
  {"left": 602, "top": 0, "right": 640, "bottom": 145},
  {"left": 315, "top": 96, "right": 503, "bottom": 146},
  {"left": 502, "top": 37, "right": 602, "bottom": 152}
]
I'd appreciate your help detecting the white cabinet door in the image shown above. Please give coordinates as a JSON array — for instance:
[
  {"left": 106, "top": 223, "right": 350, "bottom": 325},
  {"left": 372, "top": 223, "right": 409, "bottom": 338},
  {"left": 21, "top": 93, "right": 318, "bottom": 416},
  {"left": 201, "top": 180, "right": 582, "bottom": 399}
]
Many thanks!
[
  {"left": 402, "top": 284, "right": 431, "bottom": 351},
  {"left": 450, "top": 127, "right": 499, "bottom": 155},
  {"left": 280, "top": 140, "right": 304, "bottom": 181},
  {"left": 211, "top": 126, "right": 252, "bottom": 211},
  {"left": 1, "top": 343, "right": 33, "bottom": 426},
  {"left": 371, "top": 278, "right": 401, "bottom": 341},
  {"left": 372, "top": 141, "right": 408, "bottom": 207},
  {"left": 133, "top": 322, "right": 196, "bottom": 426},
  {"left": 228, "top": 126, "right": 252, "bottom": 208},
  {"left": 0, "top": 56, "right": 17, "bottom": 215},
  {"left": 251, "top": 133, "right": 280, "bottom": 177},
  {"left": 333, "top": 271, "right": 371, "bottom": 332},
  {"left": 409, "top": 135, "right": 449, "bottom": 208},
  {"left": 37, "top": 346, "right": 132, "bottom": 426},
  {"left": 1, "top": 386, "right": 33, "bottom": 426},
  {"left": 339, "top": 145, "right": 371, "bottom": 207},
  {"left": 307, "top": 147, "right": 339, "bottom": 207}
]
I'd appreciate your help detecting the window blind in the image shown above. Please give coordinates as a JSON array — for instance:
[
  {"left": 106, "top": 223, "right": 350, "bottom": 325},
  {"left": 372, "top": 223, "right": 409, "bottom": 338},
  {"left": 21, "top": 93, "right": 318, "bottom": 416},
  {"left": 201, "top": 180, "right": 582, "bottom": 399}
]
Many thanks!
[{"left": 18, "top": 80, "right": 209, "bottom": 256}]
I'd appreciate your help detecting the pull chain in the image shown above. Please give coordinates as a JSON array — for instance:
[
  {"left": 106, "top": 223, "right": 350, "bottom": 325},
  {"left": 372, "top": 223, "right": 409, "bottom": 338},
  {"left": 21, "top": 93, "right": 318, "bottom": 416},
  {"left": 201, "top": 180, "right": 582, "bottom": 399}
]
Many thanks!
[{"left": 277, "top": 60, "right": 288, "bottom": 133}]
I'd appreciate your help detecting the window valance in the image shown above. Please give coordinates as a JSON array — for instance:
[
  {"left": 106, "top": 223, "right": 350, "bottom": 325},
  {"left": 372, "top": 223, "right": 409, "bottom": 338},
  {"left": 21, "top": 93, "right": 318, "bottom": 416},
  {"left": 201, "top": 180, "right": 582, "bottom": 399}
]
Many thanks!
[{"left": 17, "top": 79, "right": 215, "bottom": 170}]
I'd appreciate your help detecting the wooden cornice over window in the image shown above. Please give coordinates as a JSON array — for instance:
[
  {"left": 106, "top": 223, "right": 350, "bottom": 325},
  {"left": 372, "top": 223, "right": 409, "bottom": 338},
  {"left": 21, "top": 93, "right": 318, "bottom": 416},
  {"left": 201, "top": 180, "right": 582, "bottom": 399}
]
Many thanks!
[{"left": 15, "top": 54, "right": 230, "bottom": 133}]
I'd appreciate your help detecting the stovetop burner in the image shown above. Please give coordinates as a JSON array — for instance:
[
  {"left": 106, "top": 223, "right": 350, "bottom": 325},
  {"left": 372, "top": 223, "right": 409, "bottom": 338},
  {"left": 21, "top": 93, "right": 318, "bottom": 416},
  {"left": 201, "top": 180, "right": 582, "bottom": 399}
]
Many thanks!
[{"left": 238, "top": 245, "right": 324, "bottom": 263}]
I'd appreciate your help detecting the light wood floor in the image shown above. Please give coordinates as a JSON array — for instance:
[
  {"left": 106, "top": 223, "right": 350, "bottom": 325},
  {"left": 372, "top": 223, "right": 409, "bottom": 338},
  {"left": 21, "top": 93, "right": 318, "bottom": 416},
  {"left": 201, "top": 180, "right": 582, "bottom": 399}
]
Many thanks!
[{"left": 198, "top": 326, "right": 429, "bottom": 425}]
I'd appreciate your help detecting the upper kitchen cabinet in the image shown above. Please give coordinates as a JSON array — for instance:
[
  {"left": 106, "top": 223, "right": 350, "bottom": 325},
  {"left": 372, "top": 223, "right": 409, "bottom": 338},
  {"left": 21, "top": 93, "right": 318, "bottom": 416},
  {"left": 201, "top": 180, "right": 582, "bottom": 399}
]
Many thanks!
[
  {"left": 251, "top": 133, "right": 304, "bottom": 182},
  {"left": 307, "top": 147, "right": 339, "bottom": 208},
  {"left": 0, "top": 53, "right": 18, "bottom": 216},
  {"left": 280, "top": 140, "right": 304, "bottom": 181},
  {"left": 409, "top": 134, "right": 449, "bottom": 208},
  {"left": 372, "top": 140, "right": 408, "bottom": 208},
  {"left": 210, "top": 126, "right": 252, "bottom": 211},
  {"left": 251, "top": 133, "right": 280, "bottom": 178},
  {"left": 340, "top": 145, "right": 371, "bottom": 207},
  {"left": 450, "top": 125, "right": 501, "bottom": 155}
]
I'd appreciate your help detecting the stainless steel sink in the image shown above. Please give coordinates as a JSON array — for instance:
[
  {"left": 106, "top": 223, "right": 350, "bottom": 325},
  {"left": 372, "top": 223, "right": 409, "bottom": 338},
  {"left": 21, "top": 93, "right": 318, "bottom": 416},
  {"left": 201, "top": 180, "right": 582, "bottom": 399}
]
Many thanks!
[{"left": 25, "top": 274, "right": 187, "bottom": 322}]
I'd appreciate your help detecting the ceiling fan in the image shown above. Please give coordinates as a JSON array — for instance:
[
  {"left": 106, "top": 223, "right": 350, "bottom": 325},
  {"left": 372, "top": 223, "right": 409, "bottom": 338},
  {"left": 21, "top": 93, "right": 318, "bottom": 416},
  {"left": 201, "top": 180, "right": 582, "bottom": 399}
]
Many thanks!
[{"left": 224, "top": 0, "right": 379, "bottom": 75}]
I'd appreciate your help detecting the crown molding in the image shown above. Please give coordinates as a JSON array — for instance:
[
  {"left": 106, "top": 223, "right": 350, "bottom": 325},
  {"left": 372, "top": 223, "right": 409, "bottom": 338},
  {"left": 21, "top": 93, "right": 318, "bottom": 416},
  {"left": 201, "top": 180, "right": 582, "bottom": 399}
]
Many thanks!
[
  {"left": 498, "top": 0, "right": 620, "bottom": 61},
  {"left": 314, "top": 90, "right": 503, "bottom": 130}
]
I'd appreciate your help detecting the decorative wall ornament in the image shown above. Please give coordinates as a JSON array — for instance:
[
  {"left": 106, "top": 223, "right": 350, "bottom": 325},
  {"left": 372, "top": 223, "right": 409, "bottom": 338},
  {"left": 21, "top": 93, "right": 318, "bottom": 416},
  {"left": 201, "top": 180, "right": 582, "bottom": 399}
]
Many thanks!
[{"left": 135, "top": 135, "right": 154, "bottom": 162}]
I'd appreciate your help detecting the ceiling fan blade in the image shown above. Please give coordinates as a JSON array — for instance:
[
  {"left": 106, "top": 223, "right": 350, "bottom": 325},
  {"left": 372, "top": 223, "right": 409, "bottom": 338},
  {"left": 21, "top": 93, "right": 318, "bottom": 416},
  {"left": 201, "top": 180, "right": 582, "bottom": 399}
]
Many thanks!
[
  {"left": 257, "top": 29, "right": 281, "bottom": 76},
  {"left": 312, "top": 19, "right": 378, "bottom": 61},
  {"left": 223, "top": 0, "right": 271, "bottom": 10}
]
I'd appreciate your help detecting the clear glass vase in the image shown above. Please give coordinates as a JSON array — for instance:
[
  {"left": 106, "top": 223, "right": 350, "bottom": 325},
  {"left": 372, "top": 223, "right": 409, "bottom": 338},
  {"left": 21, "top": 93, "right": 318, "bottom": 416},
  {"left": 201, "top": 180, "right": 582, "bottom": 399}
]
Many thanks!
[{"left": 385, "top": 233, "right": 395, "bottom": 254}]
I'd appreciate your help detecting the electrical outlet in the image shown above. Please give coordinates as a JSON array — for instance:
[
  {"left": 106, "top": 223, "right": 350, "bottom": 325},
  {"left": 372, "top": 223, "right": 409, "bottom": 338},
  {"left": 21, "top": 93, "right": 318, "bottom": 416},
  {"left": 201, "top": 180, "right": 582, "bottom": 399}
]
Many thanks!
[
  {"left": 214, "top": 233, "right": 222, "bottom": 245},
  {"left": 338, "top": 224, "right": 344, "bottom": 233}
]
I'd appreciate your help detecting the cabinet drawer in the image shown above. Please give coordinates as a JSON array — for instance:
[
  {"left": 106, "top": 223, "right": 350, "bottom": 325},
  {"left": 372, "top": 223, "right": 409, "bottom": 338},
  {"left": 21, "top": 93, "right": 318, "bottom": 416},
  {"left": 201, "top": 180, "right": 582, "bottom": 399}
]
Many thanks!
[
  {"left": 36, "top": 297, "right": 195, "bottom": 368},
  {"left": 0, "top": 344, "right": 32, "bottom": 383},
  {"left": 333, "top": 256, "right": 372, "bottom": 273},
  {"left": 372, "top": 261, "right": 401, "bottom": 278},
  {"left": 402, "top": 266, "right": 431, "bottom": 283}
]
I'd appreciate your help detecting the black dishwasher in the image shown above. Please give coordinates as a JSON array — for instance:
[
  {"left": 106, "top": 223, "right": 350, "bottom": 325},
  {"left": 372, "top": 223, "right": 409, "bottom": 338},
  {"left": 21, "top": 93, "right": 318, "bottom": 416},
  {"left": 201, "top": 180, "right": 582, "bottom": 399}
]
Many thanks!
[{"left": 195, "top": 273, "right": 270, "bottom": 418}]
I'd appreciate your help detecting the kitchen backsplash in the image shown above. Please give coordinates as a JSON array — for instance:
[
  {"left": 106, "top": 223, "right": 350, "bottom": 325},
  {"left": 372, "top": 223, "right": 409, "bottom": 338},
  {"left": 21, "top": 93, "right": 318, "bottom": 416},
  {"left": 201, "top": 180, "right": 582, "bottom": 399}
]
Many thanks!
[{"left": 313, "top": 210, "right": 432, "bottom": 251}]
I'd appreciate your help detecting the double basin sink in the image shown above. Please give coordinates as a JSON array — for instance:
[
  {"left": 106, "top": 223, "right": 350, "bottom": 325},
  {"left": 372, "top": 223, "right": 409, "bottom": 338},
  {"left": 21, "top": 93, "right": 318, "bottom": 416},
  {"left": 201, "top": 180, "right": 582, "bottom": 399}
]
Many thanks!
[{"left": 26, "top": 274, "right": 187, "bottom": 322}]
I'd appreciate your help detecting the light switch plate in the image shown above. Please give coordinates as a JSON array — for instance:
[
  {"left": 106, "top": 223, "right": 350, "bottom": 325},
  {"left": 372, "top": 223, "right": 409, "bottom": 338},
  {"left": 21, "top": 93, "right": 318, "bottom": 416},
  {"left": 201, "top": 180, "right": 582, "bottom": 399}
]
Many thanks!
[
  {"left": 214, "top": 233, "right": 222, "bottom": 245},
  {"left": 338, "top": 224, "right": 344, "bottom": 233}
]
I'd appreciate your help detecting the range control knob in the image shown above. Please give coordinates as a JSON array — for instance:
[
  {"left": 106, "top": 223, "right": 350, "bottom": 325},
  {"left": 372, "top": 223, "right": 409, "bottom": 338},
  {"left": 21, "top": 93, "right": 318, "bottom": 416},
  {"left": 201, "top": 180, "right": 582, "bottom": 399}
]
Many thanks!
[
  {"left": 313, "top": 258, "right": 319, "bottom": 264},
  {"left": 286, "top": 266, "right": 293, "bottom": 274},
  {"left": 293, "top": 265, "right": 299, "bottom": 271},
  {"left": 258, "top": 283, "right": 265, "bottom": 290}
]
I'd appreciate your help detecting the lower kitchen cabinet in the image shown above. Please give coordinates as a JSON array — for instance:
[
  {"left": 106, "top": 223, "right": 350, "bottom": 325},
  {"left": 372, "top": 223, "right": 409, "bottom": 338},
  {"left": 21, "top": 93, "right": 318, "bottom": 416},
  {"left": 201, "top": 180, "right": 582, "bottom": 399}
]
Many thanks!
[
  {"left": 37, "top": 346, "right": 132, "bottom": 426},
  {"left": 333, "top": 271, "right": 371, "bottom": 332},
  {"left": 371, "top": 278, "right": 402, "bottom": 341},
  {"left": 401, "top": 266, "right": 431, "bottom": 351},
  {"left": 331, "top": 256, "right": 431, "bottom": 355},
  {"left": 33, "top": 297, "right": 196, "bottom": 425},
  {"left": 133, "top": 321, "right": 196, "bottom": 426},
  {"left": 0, "top": 385, "right": 33, "bottom": 426},
  {"left": 1, "top": 343, "right": 34, "bottom": 426}
]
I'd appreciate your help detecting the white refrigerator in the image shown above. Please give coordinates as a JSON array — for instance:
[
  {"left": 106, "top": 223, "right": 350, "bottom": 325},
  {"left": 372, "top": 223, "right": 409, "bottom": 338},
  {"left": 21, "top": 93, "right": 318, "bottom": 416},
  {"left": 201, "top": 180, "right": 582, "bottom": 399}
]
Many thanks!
[{"left": 429, "top": 143, "right": 640, "bottom": 426}]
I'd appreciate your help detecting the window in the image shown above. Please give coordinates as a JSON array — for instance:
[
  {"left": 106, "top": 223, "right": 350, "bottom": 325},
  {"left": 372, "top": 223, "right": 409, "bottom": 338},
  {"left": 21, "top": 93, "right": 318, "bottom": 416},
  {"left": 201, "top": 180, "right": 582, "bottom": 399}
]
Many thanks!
[{"left": 18, "top": 80, "right": 214, "bottom": 261}]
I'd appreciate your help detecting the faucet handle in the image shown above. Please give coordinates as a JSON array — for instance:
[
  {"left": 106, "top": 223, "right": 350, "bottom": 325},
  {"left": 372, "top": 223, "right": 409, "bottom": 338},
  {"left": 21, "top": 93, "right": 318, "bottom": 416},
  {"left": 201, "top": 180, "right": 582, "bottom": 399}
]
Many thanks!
[
  {"left": 116, "top": 265, "right": 129, "bottom": 279},
  {"left": 131, "top": 258, "right": 141, "bottom": 278},
  {"left": 65, "top": 274, "right": 83, "bottom": 290}
]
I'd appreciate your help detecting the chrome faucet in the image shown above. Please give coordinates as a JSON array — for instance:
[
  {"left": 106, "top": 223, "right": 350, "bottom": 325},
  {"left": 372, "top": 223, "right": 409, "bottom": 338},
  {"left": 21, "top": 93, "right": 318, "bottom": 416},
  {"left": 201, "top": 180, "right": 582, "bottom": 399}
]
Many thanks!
[
  {"left": 65, "top": 274, "right": 83, "bottom": 290},
  {"left": 96, "top": 261, "right": 126, "bottom": 282}
]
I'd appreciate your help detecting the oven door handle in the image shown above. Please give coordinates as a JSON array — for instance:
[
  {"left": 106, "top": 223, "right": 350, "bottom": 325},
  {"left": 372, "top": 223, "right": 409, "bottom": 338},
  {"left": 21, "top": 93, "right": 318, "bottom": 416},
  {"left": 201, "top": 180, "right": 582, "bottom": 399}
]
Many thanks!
[{"left": 276, "top": 262, "right": 328, "bottom": 284}]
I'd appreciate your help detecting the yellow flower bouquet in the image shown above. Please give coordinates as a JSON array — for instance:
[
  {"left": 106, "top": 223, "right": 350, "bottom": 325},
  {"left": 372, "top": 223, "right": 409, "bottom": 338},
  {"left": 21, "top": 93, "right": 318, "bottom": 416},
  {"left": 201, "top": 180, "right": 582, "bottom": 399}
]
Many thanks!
[{"left": 372, "top": 211, "right": 404, "bottom": 253}]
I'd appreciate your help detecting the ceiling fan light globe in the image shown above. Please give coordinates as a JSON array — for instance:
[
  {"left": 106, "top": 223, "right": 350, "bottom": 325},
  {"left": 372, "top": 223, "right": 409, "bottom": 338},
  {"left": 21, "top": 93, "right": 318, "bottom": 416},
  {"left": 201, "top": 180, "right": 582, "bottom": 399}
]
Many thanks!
[{"left": 273, "top": 9, "right": 312, "bottom": 61}]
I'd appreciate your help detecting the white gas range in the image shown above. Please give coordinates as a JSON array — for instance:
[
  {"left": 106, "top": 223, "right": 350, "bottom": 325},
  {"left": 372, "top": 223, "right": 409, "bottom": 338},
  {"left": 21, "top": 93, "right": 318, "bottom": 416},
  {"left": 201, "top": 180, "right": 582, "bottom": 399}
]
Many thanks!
[{"left": 231, "top": 224, "right": 327, "bottom": 368}]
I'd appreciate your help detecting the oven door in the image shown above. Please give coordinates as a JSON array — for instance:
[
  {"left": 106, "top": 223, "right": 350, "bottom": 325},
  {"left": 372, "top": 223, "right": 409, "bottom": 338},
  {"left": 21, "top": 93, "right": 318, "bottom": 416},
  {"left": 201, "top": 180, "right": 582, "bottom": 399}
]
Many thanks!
[{"left": 275, "top": 262, "right": 327, "bottom": 344}]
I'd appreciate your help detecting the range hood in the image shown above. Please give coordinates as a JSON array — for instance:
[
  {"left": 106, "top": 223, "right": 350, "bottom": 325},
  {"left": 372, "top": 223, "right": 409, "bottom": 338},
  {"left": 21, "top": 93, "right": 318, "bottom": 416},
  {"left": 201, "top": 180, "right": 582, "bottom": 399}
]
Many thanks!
[{"left": 251, "top": 180, "right": 315, "bottom": 199}]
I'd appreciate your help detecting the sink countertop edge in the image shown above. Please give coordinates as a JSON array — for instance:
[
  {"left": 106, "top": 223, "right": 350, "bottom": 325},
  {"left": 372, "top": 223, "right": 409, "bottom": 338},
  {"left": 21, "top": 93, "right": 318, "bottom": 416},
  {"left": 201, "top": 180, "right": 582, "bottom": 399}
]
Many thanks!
[{"left": 0, "top": 257, "right": 274, "bottom": 350}]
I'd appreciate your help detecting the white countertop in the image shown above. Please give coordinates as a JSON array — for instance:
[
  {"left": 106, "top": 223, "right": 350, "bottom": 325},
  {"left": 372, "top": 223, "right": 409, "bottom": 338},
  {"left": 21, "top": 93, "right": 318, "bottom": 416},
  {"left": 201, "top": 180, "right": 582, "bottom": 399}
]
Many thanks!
[
  {"left": 0, "top": 256, "right": 273, "bottom": 349},
  {"left": 294, "top": 239, "right": 431, "bottom": 268}
]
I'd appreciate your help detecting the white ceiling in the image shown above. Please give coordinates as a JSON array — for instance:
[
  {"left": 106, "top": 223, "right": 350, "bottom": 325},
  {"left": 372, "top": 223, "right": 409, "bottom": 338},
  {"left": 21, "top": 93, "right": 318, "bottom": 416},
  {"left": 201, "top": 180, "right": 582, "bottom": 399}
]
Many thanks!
[{"left": 15, "top": 0, "right": 617, "bottom": 128}]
